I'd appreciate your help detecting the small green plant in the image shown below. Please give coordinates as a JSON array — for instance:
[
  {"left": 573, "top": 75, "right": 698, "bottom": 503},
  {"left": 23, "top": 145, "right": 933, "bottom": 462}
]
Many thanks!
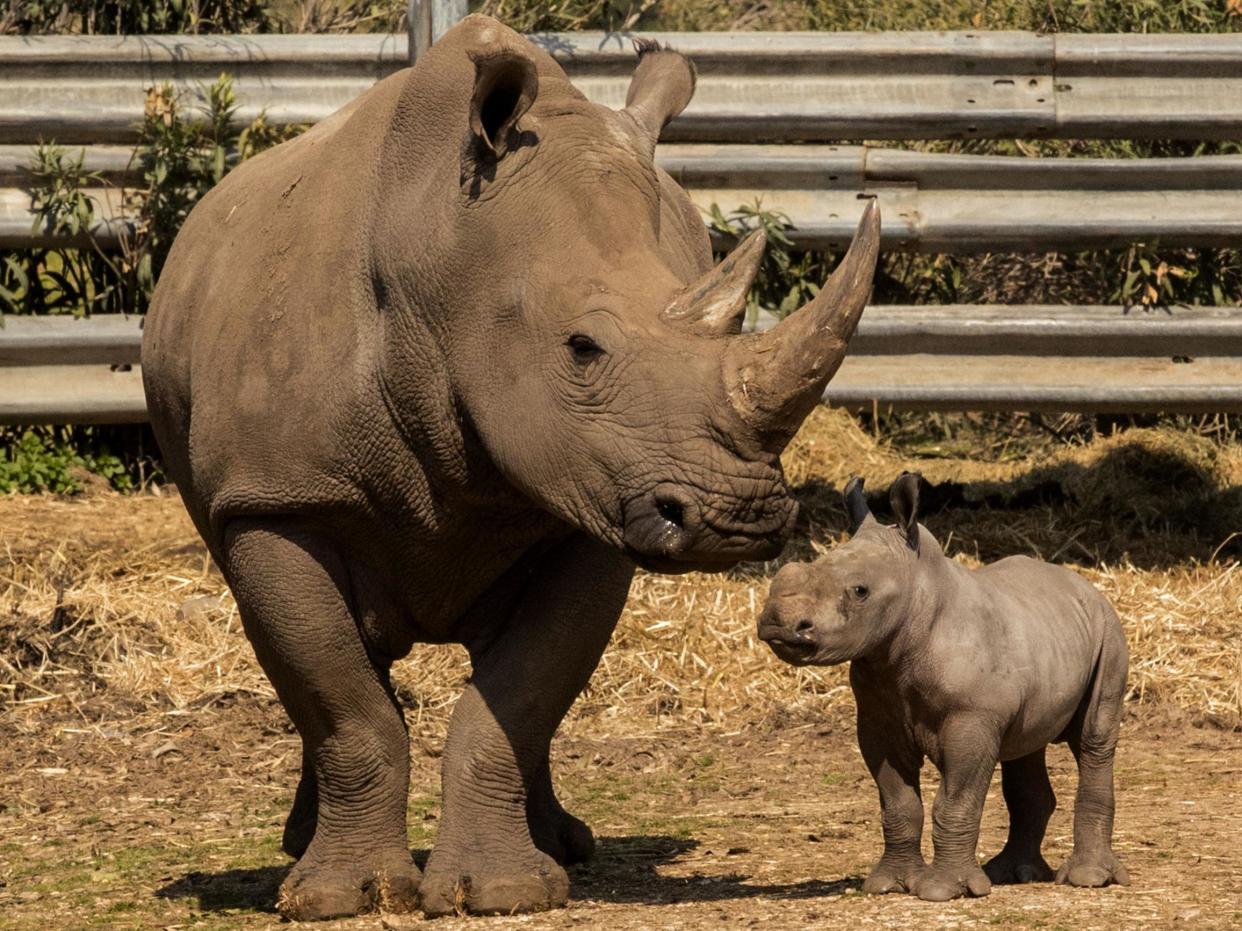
[
  {"left": 0, "top": 145, "right": 128, "bottom": 316},
  {"left": 0, "top": 426, "right": 143, "bottom": 493},
  {"left": 706, "top": 199, "right": 839, "bottom": 321},
  {"left": 125, "top": 75, "right": 302, "bottom": 306},
  {"left": 1, "top": 74, "right": 300, "bottom": 318}
]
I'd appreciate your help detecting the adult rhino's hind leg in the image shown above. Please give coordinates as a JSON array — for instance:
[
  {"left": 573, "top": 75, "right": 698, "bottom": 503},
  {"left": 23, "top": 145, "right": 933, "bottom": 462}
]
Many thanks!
[
  {"left": 419, "top": 534, "right": 632, "bottom": 917},
  {"left": 1058, "top": 628, "right": 1130, "bottom": 889},
  {"left": 282, "top": 747, "right": 318, "bottom": 859},
  {"left": 223, "top": 520, "right": 420, "bottom": 921},
  {"left": 527, "top": 757, "right": 595, "bottom": 865},
  {"left": 984, "top": 748, "right": 1056, "bottom": 884}
]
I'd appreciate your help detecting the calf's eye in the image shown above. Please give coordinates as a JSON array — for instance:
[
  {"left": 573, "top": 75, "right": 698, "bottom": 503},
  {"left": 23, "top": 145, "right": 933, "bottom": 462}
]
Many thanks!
[
  {"left": 567, "top": 334, "right": 605, "bottom": 364},
  {"left": 851, "top": 584, "right": 869, "bottom": 600}
]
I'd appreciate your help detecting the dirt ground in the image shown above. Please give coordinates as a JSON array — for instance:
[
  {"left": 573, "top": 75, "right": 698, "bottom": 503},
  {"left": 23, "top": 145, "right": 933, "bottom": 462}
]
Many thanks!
[{"left": 2, "top": 410, "right": 1240, "bottom": 929}]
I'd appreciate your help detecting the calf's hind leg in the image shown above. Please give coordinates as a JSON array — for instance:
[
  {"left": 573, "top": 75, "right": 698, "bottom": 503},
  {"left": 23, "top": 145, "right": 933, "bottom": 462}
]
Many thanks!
[
  {"left": 984, "top": 748, "right": 1056, "bottom": 884},
  {"left": 223, "top": 520, "right": 420, "bottom": 921},
  {"left": 1058, "top": 631, "right": 1130, "bottom": 888}
]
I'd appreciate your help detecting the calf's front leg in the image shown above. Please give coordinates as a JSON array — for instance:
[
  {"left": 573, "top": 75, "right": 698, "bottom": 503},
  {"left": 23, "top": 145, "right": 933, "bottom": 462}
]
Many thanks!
[
  {"left": 915, "top": 715, "right": 999, "bottom": 901},
  {"left": 418, "top": 534, "right": 633, "bottom": 917},
  {"left": 857, "top": 715, "right": 926, "bottom": 894}
]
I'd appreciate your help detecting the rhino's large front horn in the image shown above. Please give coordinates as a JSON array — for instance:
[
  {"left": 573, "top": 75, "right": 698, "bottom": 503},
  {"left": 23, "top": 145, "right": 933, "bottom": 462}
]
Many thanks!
[{"left": 723, "top": 199, "right": 880, "bottom": 450}]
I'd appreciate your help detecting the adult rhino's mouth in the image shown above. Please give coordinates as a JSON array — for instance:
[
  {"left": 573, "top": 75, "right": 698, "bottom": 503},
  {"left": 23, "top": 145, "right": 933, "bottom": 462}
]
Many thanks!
[{"left": 620, "top": 482, "right": 795, "bottom": 574}]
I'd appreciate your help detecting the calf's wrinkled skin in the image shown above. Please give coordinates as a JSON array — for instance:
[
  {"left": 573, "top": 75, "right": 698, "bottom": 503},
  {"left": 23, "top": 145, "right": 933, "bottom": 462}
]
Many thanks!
[
  {"left": 759, "top": 474, "right": 1129, "bottom": 902},
  {"left": 141, "top": 14, "right": 880, "bottom": 921}
]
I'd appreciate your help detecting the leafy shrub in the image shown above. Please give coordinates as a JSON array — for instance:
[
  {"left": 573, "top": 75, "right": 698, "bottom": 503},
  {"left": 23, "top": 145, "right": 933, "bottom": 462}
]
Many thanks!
[
  {"left": 0, "top": 426, "right": 149, "bottom": 493},
  {"left": 1, "top": 74, "right": 298, "bottom": 318}
]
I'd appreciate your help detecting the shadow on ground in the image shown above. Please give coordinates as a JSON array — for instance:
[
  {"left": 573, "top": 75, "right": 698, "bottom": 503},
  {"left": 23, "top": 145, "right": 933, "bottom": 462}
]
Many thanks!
[
  {"left": 154, "top": 836, "right": 861, "bottom": 914},
  {"left": 156, "top": 865, "right": 287, "bottom": 913},
  {"left": 781, "top": 435, "right": 1241, "bottom": 570},
  {"left": 571, "top": 835, "right": 861, "bottom": 905}
]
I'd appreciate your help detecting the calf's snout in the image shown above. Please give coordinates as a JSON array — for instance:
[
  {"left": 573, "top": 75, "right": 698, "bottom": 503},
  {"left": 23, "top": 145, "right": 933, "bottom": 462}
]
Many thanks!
[{"left": 757, "top": 569, "right": 823, "bottom": 663}]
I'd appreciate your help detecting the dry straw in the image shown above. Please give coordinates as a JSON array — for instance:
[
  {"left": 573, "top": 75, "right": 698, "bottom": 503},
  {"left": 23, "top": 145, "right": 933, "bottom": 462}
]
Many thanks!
[{"left": 2, "top": 410, "right": 1239, "bottom": 747}]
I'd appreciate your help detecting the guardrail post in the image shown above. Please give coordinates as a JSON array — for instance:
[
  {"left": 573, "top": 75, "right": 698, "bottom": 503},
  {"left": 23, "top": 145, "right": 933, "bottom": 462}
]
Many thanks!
[{"left": 408, "top": 0, "right": 467, "bottom": 64}]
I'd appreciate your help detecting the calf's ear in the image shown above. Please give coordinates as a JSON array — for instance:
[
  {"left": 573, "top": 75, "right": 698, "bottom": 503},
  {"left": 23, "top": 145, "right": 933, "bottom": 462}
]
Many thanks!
[
  {"left": 889, "top": 471, "right": 923, "bottom": 553},
  {"left": 465, "top": 48, "right": 538, "bottom": 163},
  {"left": 622, "top": 40, "right": 696, "bottom": 156},
  {"left": 842, "top": 476, "right": 872, "bottom": 535}
]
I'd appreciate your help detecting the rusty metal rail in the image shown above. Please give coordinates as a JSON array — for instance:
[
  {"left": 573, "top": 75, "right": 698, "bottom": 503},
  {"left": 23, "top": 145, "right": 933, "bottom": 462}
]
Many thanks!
[
  {"left": 3, "top": 31, "right": 1241, "bottom": 145},
  {"left": 6, "top": 143, "right": 1242, "bottom": 254}
]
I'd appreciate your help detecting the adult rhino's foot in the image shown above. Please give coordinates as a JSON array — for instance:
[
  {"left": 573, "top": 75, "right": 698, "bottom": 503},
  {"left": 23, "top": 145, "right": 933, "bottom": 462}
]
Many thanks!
[
  {"left": 418, "top": 847, "right": 569, "bottom": 918},
  {"left": 984, "top": 847, "right": 1054, "bottom": 884},
  {"left": 910, "top": 862, "right": 992, "bottom": 901},
  {"left": 277, "top": 848, "right": 420, "bottom": 921},
  {"left": 1056, "top": 848, "right": 1129, "bottom": 888},
  {"left": 527, "top": 795, "right": 595, "bottom": 865},
  {"left": 862, "top": 855, "right": 925, "bottom": 895}
]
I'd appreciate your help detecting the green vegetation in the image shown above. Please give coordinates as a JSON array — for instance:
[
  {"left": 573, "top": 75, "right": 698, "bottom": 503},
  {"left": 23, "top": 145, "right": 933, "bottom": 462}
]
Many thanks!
[{"left": 3, "top": 75, "right": 295, "bottom": 319}]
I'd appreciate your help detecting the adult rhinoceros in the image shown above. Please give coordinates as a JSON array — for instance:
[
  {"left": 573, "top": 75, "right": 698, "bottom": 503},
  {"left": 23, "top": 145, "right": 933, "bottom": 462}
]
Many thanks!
[{"left": 142, "top": 14, "right": 879, "bottom": 921}]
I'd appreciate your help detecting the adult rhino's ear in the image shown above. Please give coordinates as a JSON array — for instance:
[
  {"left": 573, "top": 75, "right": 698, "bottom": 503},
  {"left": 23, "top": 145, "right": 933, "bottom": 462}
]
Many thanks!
[
  {"left": 622, "top": 39, "right": 696, "bottom": 157},
  {"left": 465, "top": 47, "right": 538, "bottom": 164},
  {"left": 843, "top": 476, "right": 872, "bottom": 535},
  {"left": 889, "top": 472, "right": 923, "bottom": 553}
]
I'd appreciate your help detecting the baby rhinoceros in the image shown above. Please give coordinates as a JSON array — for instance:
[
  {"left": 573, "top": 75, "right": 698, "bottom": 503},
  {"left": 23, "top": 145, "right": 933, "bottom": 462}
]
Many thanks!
[{"left": 758, "top": 473, "right": 1130, "bottom": 902}]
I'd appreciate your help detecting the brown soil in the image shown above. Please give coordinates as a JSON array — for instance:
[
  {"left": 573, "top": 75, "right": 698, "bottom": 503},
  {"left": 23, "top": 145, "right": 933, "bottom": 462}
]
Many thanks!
[{"left": 2, "top": 411, "right": 1239, "bottom": 929}]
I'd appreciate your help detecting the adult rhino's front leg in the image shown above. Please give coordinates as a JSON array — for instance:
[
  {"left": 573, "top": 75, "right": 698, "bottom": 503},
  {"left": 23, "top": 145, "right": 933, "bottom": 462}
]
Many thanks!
[
  {"left": 419, "top": 534, "right": 633, "bottom": 917},
  {"left": 223, "top": 520, "right": 420, "bottom": 921}
]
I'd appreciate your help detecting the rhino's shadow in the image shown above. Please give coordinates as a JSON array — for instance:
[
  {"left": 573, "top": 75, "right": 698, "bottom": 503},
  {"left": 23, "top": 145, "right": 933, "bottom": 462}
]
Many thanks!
[
  {"left": 153, "top": 836, "right": 857, "bottom": 913},
  {"left": 156, "top": 865, "right": 286, "bottom": 913},
  {"left": 571, "top": 835, "right": 860, "bottom": 905}
]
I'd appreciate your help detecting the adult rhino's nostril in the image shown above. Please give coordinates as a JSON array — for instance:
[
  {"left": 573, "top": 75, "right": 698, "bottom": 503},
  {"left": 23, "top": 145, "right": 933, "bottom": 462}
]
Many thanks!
[
  {"left": 794, "top": 618, "right": 815, "bottom": 635},
  {"left": 655, "top": 494, "right": 686, "bottom": 529}
]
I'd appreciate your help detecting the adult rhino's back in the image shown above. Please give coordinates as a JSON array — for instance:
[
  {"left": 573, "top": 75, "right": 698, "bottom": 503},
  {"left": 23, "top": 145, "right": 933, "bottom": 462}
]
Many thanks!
[{"left": 142, "top": 74, "right": 409, "bottom": 538}]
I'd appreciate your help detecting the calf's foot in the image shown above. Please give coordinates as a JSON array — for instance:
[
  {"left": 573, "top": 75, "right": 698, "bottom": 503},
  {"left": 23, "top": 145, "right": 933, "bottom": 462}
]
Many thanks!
[
  {"left": 862, "top": 855, "right": 925, "bottom": 895},
  {"left": 419, "top": 848, "right": 569, "bottom": 918},
  {"left": 277, "top": 848, "right": 420, "bottom": 921},
  {"left": 984, "top": 847, "right": 1054, "bottom": 884},
  {"left": 911, "top": 862, "right": 992, "bottom": 901},
  {"left": 1056, "top": 849, "right": 1129, "bottom": 888}
]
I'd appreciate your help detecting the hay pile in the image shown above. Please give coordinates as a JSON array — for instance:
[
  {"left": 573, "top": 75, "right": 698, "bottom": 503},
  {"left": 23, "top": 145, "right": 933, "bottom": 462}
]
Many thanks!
[{"left": 2, "top": 410, "right": 1239, "bottom": 748}]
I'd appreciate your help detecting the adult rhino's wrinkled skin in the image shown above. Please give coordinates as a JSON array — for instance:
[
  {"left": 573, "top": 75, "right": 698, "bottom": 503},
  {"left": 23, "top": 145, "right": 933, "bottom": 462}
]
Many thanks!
[
  {"left": 759, "top": 474, "right": 1130, "bottom": 903},
  {"left": 142, "top": 15, "right": 879, "bottom": 921}
]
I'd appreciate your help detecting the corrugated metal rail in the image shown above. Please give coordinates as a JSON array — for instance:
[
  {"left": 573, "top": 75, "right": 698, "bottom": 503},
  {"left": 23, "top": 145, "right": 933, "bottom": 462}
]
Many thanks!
[
  {"left": 3, "top": 23, "right": 1241, "bottom": 417},
  {"left": 5, "top": 307, "right": 1240, "bottom": 424},
  {"left": 3, "top": 31, "right": 1241, "bottom": 144},
  {"left": 6, "top": 143, "right": 1242, "bottom": 253}
]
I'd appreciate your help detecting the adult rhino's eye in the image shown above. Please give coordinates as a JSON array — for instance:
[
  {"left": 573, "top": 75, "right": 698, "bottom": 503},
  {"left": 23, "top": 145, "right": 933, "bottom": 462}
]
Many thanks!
[
  {"left": 567, "top": 334, "right": 605, "bottom": 364},
  {"left": 850, "top": 584, "right": 869, "bottom": 600}
]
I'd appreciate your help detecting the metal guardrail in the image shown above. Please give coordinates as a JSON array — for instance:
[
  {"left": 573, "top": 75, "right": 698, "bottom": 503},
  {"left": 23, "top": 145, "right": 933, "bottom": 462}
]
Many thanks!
[
  {"left": 5, "top": 308, "right": 1241, "bottom": 423},
  {"left": 6, "top": 143, "right": 1242, "bottom": 253},
  {"left": 2, "top": 19, "right": 1241, "bottom": 417},
  {"left": 4, "top": 31, "right": 1242, "bottom": 144}
]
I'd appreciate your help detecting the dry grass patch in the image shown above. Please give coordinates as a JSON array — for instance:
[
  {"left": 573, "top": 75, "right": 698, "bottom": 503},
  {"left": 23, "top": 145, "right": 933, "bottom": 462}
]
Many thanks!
[{"left": 3, "top": 409, "right": 1238, "bottom": 745}]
